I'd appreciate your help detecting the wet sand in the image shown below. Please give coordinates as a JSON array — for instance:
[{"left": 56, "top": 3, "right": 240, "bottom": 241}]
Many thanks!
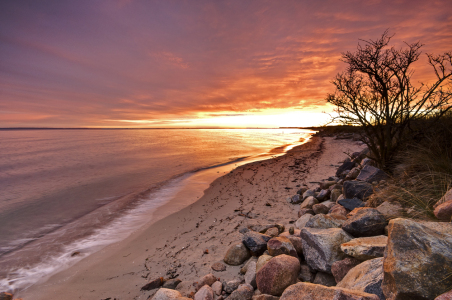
[{"left": 17, "top": 136, "right": 365, "bottom": 300}]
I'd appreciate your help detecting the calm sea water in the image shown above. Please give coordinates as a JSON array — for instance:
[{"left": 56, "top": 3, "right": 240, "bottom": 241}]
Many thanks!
[{"left": 0, "top": 128, "right": 312, "bottom": 292}]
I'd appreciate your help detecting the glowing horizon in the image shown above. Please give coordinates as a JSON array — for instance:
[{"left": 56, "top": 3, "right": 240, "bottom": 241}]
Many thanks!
[{"left": 1, "top": 1, "right": 451, "bottom": 128}]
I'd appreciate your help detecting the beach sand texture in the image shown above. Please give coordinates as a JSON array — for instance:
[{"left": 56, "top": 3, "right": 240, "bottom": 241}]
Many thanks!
[{"left": 18, "top": 136, "right": 365, "bottom": 300}]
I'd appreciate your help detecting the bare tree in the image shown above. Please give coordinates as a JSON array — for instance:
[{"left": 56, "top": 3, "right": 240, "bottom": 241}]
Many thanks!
[{"left": 327, "top": 31, "right": 452, "bottom": 170}]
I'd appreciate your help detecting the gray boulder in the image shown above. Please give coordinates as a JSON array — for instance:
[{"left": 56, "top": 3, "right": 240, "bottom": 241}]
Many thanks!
[
  {"left": 343, "top": 181, "right": 373, "bottom": 200},
  {"left": 341, "top": 236, "right": 387, "bottom": 261},
  {"left": 302, "top": 189, "right": 315, "bottom": 200},
  {"left": 356, "top": 166, "right": 388, "bottom": 183},
  {"left": 279, "top": 282, "right": 379, "bottom": 300},
  {"left": 338, "top": 198, "right": 365, "bottom": 210},
  {"left": 330, "top": 189, "right": 342, "bottom": 202},
  {"left": 305, "top": 214, "right": 346, "bottom": 229},
  {"left": 295, "top": 214, "right": 313, "bottom": 230},
  {"left": 338, "top": 258, "right": 385, "bottom": 300},
  {"left": 194, "top": 285, "right": 214, "bottom": 300},
  {"left": 228, "top": 284, "right": 254, "bottom": 300},
  {"left": 256, "top": 254, "right": 272, "bottom": 273},
  {"left": 298, "top": 208, "right": 314, "bottom": 218},
  {"left": 312, "top": 203, "right": 329, "bottom": 215},
  {"left": 224, "top": 243, "right": 251, "bottom": 265},
  {"left": 244, "top": 261, "right": 257, "bottom": 288},
  {"left": 267, "top": 236, "right": 298, "bottom": 258},
  {"left": 316, "top": 189, "right": 331, "bottom": 201},
  {"left": 256, "top": 254, "right": 300, "bottom": 296},
  {"left": 342, "top": 208, "right": 386, "bottom": 237},
  {"left": 242, "top": 232, "right": 272, "bottom": 256},
  {"left": 163, "top": 278, "right": 182, "bottom": 289},
  {"left": 299, "top": 196, "right": 318, "bottom": 210},
  {"left": 223, "top": 279, "right": 242, "bottom": 294},
  {"left": 376, "top": 201, "right": 404, "bottom": 221},
  {"left": 382, "top": 218, "right": 452, "bottom": 300},
  {"left": 336, "top": 161, "right": 356, "bottom": 177},
  {"left": 211, "top": 281, "right": 223, "bottom": 296},
  {"left": 290, "top": 194, "right": 302, "bottom": 204},
  {"left": 300, "top": 227, "right": 353, "bottom": 273}
]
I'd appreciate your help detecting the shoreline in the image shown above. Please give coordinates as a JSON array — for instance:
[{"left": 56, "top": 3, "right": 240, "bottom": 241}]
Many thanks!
[{"left": 16, "top": 136, "right": 366, "bottom": 300}]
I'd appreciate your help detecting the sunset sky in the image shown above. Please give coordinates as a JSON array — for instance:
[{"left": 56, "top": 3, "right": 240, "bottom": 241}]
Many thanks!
[{"left": 1, "top": 0, "right": 451, "bottom": 128}]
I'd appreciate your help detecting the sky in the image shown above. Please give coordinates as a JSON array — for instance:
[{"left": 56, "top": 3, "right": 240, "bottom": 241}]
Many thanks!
[{"left": 1, "top": 0, "right": 451, "bottom": 128}]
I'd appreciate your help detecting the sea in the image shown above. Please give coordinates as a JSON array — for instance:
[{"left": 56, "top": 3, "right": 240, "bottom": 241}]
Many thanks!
[{"left": 0, "top": 128, "right": 313, "bottom": 293}]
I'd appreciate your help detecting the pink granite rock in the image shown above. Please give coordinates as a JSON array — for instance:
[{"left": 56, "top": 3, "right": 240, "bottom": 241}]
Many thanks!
[{"left": 256, "top": 254, "right": 300, "bottom": 296}]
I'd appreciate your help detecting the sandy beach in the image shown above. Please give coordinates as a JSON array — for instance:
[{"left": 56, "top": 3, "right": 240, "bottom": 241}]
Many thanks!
[{"left": 17, "top": 136, "right": 365, "bottom": 300}]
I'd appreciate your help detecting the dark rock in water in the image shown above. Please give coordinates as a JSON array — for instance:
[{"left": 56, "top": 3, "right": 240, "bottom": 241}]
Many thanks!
[
  {"left": 312, "top": 203, "right": 329, "bottom": 215},
  {"left": 163, "top": 278, "right": 182, "bottom": 289},
  {"left": 298, "top": 263, "right": 315, "bottom": 283},
  {"left": 338, "top": 198, "right": 365, "bottom": 210},
  {"left": 331, "top": 257, "right": 361, "bottom": 283},
  {"left": 279, "top": 282, "right": 380, "bottom": 300},
  {"left": 228, "top": 284, "right": 254, "bottom": 300},
  {"left": 267, "top": 236, "right": 298, "bottom": 258},
  {"left": 336, "top": 161, "right": 356, "bottom": 177},
  {"left": 356, "top": 166, "right": 388, "bottom": 183},
  {"left": 256, "top": 254, "right": 300, "bottom": 296},
  {"left": 342, "top": 208, "right": 386, "bottom": 237},
  {"left": 300, "top": 228, "right": 353, "bottom": 273},
  {"left": 223, "top": 279, "right": 242, "bottom": 294},
  {"left": 211, "top": 262, "right": 227, "bottom": 272},
  {"left": 316, "top": 189, "right": 331, "bottom": 201},
  {"left": 338, "top": 257, "right": 385, "bottom": 300},
  {"left": 343, "top": 181, "right": 373, "bottom": 200},
  {"left": 224, "top": 242, "right": 251, "bottom": 265},
  {"left": 313, "top": 272, "right": 337, "bottom": 287},
  {"left": 141, "top": 277, "right": 164, "bottom": 290},
  {"left": 243, "top": 232, "right": 272, "bottom": 256},
  {"left": 0, "top": 292, "right": 13, "bottom": 300},
  {"left": 382, "top": 218, "right": 452, "bottom": 300}
]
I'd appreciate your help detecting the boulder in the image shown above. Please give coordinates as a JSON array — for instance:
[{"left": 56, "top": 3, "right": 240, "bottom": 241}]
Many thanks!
[
  {"left": 243, "top": 232, "right": 272, "bottom": 256},
  {"left": 312, "top": 203, "right": 330, "bottom": 215},
  {"left": 279, "top": 282, "right": 380, "bottom": 300},
  {"left": 197, "top": 274, "right": 217, "bottom": 290},
  {"left": 279, "top": 232, "right": 303, "bottom": 257},
  {"left": 338, "top": 198, "right": 365, "bottom": 211},
  {"left": 142, "top": 277, "right": 164, "bottom": 290},
  {"left": 316, "top": 189, "right": 331, "bottom": 201},
  {"left": 331, "top": 189, "right": 343, "bottom": 202},
  {"left": 298, "top": 208, "right": 314, "bottom": 218},
  {"left": 290, "top": 194, "right": 302, "bottom": 204},
  {"left": 341, "top": 236, "right": 387, "bottom": 261},
  {"left": 212, "top": 281, "right": 223, "bottom": 296},
  {"left": 228, "top": 284, "right": 254, "bottom": 300},
  {"left": 194, "top": 285, "right": 214, "bottom": 300},
  {"left": 356, "top": 166, "right": 388, "bottom": 183},
  {"left": 337, "top": 258, "right": 384, "bottom": 300},
  {"left": 245, "top": 261, "right": 257, "bottom": 289},
  {"left": 224, "top": 243, "right": 251, "bottom": 265},
  {"left": 336, "top": 161, "right": 356, "bottom": 177},
  {"left": 295, "top": 214, "right": 313, "bottom": 230},
  {"left": 435, "top": 290, "right": 452, "bottom": 300},
  {"left": 267, "top": 236, "right": 298, "bottom": 258},
  {"left": 297, "top": 187, "right": 308, "bottom": 195},
  {"left": 223, "top": 279, "right": 242, "bottom": 294},
  {"left": 302, "top": 189, "right": 316, "bottom": 200},
  {"left": 434, "top": 199, "right": 452, "bottom": 221},
  {"left": 256, "top": 254, "right": 300, "bottom": 296},
  {"left": 265, "top": 227, "right": 280, "bottom": 237},
  {"left": 382, "top": 218, "right": 452, "bottom": 300},
  {"left": 320, "top": 181, "right": 337, "bottom": 190},
  {"left": 345, "top": 167, "right": 361, "bottom": 180},
  {"left": 211, "top": 262, "right": 227, "bottom": 272},
  {"left": 163, "top": 278, "right": 182, "bottom": 289},
  {"left": 361, "top": 158, "right": 375, "bottom": 167},
  {"left": 328, "top": 204, "right": 350, "bottom": 218},
  {"left": 153, "top": 288, "right": 183, "bottom": 300},
  {"left": 435, "top": 188, "right": 452, "bottom": 208},
  {"left": 343, "top": 181, "right": 373, "bottom": 200},
  {"left": 331, "top": 257, "right": 362, "bottom": 283},
  {"left": 256, "top": 254, "right": 273, "bottom": 273},
  {"left": 298, "top": 263, "right": 315, "bottom": 283},
  {"left": 248, "top": 224, "right": 285, "bottom": 234},
  {"left": 376, "top": 201, "right": 404, "bottom": 221},
  {"left": 342, "top": 208, "right": 386, "bottom": 237},
  {"left": 241, "top": 257, "right": 258, "bottom": 275},
  {"left": 299, "top": 196, "right": 319, "bottom": 210},
  {"left": 252, "top": 294, "right": 280, "bottom": 300},
  {"left": 300, "top": 227, "right": 353, "bottom": 273},
  {"left": 305, "top": 214, "right": 346, "bottom": 229},
  {"left": 322, "top": 200, "right": 336, "bottom": 210},
  {"left": 313, "top": 272, "right": 337, "bottom": 287}
]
